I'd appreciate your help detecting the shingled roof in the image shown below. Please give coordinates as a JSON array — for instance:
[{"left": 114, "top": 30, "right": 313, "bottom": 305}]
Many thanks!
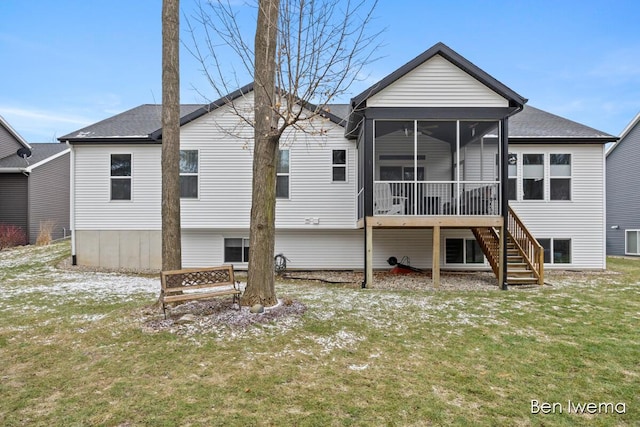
[
  {"left": 59, "top": 98, "right": 616, "bottom": 145},
  {"left": 0, "top": 143, "right": 69, "bottom": 170},
  {"left": 509, "top": 105, "right": 616, "bottom": 142}
]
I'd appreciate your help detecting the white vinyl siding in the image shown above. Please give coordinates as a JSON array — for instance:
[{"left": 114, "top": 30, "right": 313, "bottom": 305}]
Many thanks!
[
  {"left": 75, "top": 145, "right": 161, "bottom": 229},
  {"left": 175, "top": 94, "right": 358, "bottom": 230},
  {"left": 509, "top": 144, "right": 605, "bottom": 269},
  {"left": 367, "top": 55, "right": 508, "bottom": 108}
]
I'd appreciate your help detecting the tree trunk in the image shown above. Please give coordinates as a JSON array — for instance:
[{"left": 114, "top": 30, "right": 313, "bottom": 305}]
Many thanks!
[
  {"left": 242, "top": 0, "right": 280, "bottom": 307},
  {"left": 161, "top": 0, "right": 182, "bottom": 271}
]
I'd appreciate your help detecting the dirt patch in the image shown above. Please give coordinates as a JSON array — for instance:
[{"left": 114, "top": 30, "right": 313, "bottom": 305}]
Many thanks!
[{"left": 140, "top": 297, "right": 307, "bottom": 338}]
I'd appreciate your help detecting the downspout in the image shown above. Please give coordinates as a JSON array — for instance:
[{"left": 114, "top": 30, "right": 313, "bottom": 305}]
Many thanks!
[
  {"left": 67, "top": 141, "right": 77, "bottom": 265},
  {"left": 362, "top": 216, "right": 367, "bottom": 289}
]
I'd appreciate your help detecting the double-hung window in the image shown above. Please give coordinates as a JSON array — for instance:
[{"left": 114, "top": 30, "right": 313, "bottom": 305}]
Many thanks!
[
  {"left": 507, "top": 153, "right": 517, "bottom": 201},
  {"left": 550, "top": 154, "right": 571, "bottom": 200},
  {"left": 523, "top": 154, "right": 544, "bottom": 200},
  {"left": 179, "top": 150, "right": 198, "bottom": 198},
  {"left": 332, "top": 149, "right": 346, "bottom": 182},
  {"left": 276, "top": 149, "right": 289, "bottom": 198},
  {"left": 110, "top": 154, "right": 132, "bottom": 200}
]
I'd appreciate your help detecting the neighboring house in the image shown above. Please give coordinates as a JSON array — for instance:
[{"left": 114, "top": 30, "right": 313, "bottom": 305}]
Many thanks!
[
  {"left": 0, "top": 115, "right": 71, "bottom": 243},
  {"left": 606, "top": 113, "right": 640, "bottom": 257},
  {"left": 60, "top": 43, "right": 616, "bottom": 286}
]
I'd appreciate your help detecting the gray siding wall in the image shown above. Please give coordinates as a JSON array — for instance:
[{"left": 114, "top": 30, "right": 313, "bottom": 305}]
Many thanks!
[
  {"left": 0, "top": 124, "right": 24, "bottom": 159},
  {"left": 29, "top": 153, "right": 70, "bottom": 243},
  {"left": 0, "top": 173, "right": 29, "bottom": 238},
  {"left": 607, "top": 121, "right": 640, "bottom": 256}
]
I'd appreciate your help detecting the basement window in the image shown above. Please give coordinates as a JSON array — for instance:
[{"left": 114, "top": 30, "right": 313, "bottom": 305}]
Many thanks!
[
  {"left": 445, "top": 238, "right": 484, "bottom": 264},
  {"left": 224, "top": 238, "right": 250, "bottom": 263},
  {"left": 538, "top": 238, "right": 571, "bottom": 264}
]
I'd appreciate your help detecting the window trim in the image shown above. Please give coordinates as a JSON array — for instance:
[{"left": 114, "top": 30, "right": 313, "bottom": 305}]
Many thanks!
[
  {"left": 625, "top": 230, "right": 640, "bottom": 256},
  {"left": 332, "top": 149, "right": 347, "bottom": 182},
  {"left": 276, "top": 148, "right": 290, "bottom": 199},
  {"left": 179, "top": 149, "right": 199, "bottom": 199},
  {"left": 110, "top": 153, "right": 132, "bottom": 201}
]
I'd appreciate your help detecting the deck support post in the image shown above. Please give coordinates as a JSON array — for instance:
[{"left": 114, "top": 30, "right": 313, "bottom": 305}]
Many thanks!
[
  {"left": 432, "top": 225, "right": 440, "bottom": 288},
  {"left": 365, "top": 221, "right": 373, "bottom": 288},
  {"left": 498, "top": 221, "right": 505, "bottom": 287}
]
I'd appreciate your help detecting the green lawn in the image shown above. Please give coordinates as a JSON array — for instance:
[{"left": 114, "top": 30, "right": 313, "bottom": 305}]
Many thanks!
[{"left": 0, "top": 240, "right": 638, "bottom": 426}]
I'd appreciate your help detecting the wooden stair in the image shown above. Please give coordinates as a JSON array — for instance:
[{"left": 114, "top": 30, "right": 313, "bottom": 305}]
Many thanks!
[{"left": 472, "top": 207, "right": 544, "bottom": 286}]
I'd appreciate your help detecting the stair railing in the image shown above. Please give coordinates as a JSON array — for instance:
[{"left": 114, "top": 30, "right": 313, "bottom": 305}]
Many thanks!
[
  {"left": 507, "top": 206, "right": 544, "bottom": 285},
  {"left": 471, "top": 228, "right": 500, "bottom": 277}
]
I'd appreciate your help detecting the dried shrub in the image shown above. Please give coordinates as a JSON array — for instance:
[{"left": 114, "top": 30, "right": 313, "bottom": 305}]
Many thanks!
[
  {"left": 36, "top": 220, "right": 56, "bottom": 246},
  {"left": 0, "top": 224, "right": 27, "bottom": 249}
]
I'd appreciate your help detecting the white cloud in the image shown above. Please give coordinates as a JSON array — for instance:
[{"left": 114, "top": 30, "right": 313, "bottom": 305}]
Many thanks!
[{"left": 0, "top": 106, "right": 97, "bottom": 142}]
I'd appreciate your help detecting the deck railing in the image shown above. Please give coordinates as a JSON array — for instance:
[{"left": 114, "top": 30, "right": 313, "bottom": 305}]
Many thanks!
[{"left": 373, "top": 181, "right": 500, "bottom": 216}]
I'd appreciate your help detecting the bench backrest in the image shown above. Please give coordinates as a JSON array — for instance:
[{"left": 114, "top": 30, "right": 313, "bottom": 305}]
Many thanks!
[{"left": 161, "top": 265, "right": 236, "bottom": 294}]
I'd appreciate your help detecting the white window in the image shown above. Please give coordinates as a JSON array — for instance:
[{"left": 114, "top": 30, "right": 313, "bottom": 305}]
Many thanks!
[
  {"left": 523, "top": 154, "right": 544, "bottom": 200},
  {"left": 538, "top": 238, "right": 571, "bottom": 264},
  {"left": 332, "top": 149, "right": 346, "bottom": 182},
  {"left": 626, "top": 230, "right": 640, "bottom": 255},
  {"left": 445, "top": 238, "right": 485, "bottom": 264},
  {"left": 550, "top": 154, "right": 571, "bottom": 200},
  {"left": 179, "top": 150, "right": 199, "bottom": 198},
  {"left": 224, "top": 238, "right": 250, "bottom": 263},
  {"left": 110, "top": 154, "right": 131, "bottom": 201},
  {"left": 507, "top": 153, "right": 517, "bottom": 201},
  {"left": 276, "top": 149, "right": 289, "bottom": 198}
]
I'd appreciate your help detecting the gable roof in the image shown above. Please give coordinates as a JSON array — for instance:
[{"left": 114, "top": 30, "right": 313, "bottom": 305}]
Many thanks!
[
  {"left": 0, "top": 143, "right": 70, "bottom": 172},
  {"left": 0, "top": 115, "right": 31, "bottom": 150},
  {"left": 61, "top": 83, "right": 347, "bottom": 143},
  {"left": 346, "top": 42, "right": 528, "bottom": 137},
  {"left": 509, "top": 106, "right": 617, "bottom": 143},
  {"left": 606, "top": 112, "right": 640, "bottom": 156},
  {"left": 351, "top": 42, "right": 528, "bottom": 108}
]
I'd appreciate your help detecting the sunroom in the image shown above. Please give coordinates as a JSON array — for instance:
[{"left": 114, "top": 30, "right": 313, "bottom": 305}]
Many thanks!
[
  {"left": 345, "top": 42, "right": 541, "bottom": 288},
  {"left": 370, "top": 119, "right": 501, "bottom": 218}
]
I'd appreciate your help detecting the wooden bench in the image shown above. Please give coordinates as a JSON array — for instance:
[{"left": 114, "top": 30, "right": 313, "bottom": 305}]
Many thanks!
[{"left": 160, "top": 265, "right": 241, "bottom": 318}]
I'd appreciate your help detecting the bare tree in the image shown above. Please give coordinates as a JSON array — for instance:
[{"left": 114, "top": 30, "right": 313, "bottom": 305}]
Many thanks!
[
  {"left": 161, "top": 0, "right": 182, "bottom": 271},
  {"left": 186, "top": 0, "right": 380, "bottom": 306}
]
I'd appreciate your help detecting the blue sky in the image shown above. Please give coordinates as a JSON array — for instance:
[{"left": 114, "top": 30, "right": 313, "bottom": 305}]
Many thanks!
[{"left": 1, "top": 0, "right": 639, "bottom": 142}]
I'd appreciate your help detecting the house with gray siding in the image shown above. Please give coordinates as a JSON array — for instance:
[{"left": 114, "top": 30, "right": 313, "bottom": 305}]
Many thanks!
[
  {"left": 61, "top": 43, "right": 617, "bottom": 286},
  {"left": 606, "top": 113, "right": 640, "bottom": 256},
  {"left": 0, "top": 115, "right": 71, "bottom": 244}
]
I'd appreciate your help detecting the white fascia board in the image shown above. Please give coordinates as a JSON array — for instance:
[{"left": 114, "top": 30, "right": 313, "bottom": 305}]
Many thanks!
[
  {"left": 0, "top": 115, "right": 31, "bottom": 149},
  {"left": 24, "top": 148, "right": 71, "bottom": 172}
]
